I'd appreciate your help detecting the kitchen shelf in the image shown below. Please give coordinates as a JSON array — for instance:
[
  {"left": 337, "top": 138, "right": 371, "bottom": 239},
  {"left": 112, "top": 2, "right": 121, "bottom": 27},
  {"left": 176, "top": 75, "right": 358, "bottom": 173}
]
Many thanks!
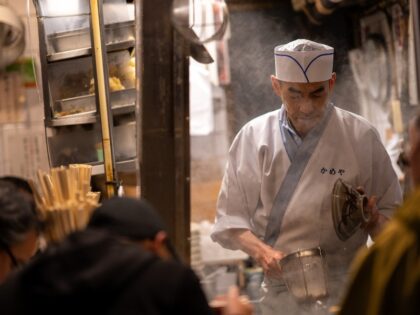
[
  {"left": 46, "top": 103, "right": 136, "bottom": 127},
  {"left": 91, "top": 158, "right": 137, "bottom": 175},
  {"left": 47, "top": 40, "right": 135, "bottom": 63},
  {"left": 34, "top": 1, "right": 138, "bottom": 177},
  {"left": 46, "top": 112, "right": 97, "bottom": 126}
]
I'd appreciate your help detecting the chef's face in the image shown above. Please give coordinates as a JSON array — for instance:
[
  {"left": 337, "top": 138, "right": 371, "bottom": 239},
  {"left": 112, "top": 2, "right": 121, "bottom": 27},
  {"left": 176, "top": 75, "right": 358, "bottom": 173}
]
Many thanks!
[
  {"left": 409, "top": 119, "right": 420, "bottom": 187},
  {"left": 271, "top": 74, "right": 336, "bottom": 137}
]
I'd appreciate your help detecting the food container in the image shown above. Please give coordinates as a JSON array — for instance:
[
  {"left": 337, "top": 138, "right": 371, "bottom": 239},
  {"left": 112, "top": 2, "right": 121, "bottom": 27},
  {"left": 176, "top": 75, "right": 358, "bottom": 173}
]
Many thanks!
[
  {"left": 53, "top": 88, "right": 136, "bottom": 118},
  {"left": 47, "top": 124, "right": 101, "bottom": 166},
  {"left": 113, "top": 122, "right": 137, "bottom": 161},
  {"left": 47, "top": 121, "right": 136, "bottom": 167},
  {"left": 47, "top": 20, "right": 135, "bottom": 56},
  {"left": 47, "top": 50, "right": 135, "bottom": 118},
  {"left": 279, "top": 247, "right": 329, "bottom": 306}
]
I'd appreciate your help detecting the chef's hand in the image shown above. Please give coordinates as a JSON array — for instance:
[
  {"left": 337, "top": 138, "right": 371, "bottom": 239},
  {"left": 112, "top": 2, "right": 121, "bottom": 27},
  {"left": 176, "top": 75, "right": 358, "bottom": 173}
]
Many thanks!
[
  {"left": 229, "top": 229, "right": 284, "bottom": 279},
  {"left": 357, "top": 188, "right": 389, "bottom": 240},
  {"left": 254, "top": 244, "right": 284, "bottom": 279}
]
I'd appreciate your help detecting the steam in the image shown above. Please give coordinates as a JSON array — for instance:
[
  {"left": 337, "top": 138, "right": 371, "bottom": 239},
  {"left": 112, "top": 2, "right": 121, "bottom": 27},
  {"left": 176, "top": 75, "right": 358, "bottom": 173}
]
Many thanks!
[{"left": 227, "top": 4, "right": 360, "bottom": 134}]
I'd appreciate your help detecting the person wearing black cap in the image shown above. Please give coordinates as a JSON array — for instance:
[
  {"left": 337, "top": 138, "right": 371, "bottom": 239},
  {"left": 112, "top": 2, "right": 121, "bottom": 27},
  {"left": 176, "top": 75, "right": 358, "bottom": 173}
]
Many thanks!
[
  {"left": 0, "top": 197, "right": 252, "bottom": 315},
  {"left": 88, "top": 196, "right": 179, "bottom": 261}
]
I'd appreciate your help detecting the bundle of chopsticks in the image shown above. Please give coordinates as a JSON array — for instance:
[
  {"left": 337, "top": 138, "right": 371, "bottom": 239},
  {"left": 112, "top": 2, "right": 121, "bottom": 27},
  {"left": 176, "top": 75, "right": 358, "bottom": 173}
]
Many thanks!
[{"left": 31, "top": 164, "right": 100, "bottom": 243}]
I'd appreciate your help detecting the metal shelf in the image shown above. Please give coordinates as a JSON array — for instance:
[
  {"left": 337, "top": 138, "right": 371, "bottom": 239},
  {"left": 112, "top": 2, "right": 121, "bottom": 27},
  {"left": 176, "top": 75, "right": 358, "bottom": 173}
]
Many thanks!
[
  {"left": 91, "top": 158, "right": 137, "bottom": 175},
  {"left": 46, "top": 112, "right": 97, "bottom": 126},
  {"left": 46, "top": 103, "right": 136, "bottom": 127},
  {"left": 47, "top": 40, "right": 135, "bottom": 63}
]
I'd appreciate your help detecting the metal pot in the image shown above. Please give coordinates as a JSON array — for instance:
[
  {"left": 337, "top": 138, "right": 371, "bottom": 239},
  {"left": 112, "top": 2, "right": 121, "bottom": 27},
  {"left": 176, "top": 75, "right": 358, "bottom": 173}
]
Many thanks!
[
  {"left": 171, "top": 0, "right": 229, "bottom": 44},
  {"left": 279, "top": 247, "right": 329, "bottom": 306}
]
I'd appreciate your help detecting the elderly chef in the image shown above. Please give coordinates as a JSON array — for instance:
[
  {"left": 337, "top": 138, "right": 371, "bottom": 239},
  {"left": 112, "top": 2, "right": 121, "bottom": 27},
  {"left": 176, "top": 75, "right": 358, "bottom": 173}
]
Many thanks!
[{"left": 211, "top": 39, "right": 402, "bottom": 314}]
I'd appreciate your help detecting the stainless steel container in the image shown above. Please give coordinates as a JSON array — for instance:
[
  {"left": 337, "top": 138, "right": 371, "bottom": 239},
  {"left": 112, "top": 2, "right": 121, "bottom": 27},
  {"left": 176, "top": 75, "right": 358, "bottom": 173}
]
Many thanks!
[
  {"left": 47, "top": 21, "right": 135, "bottom": 56},
  {"left": 279, "top": 247, "right": 329, "bottom": 306}
]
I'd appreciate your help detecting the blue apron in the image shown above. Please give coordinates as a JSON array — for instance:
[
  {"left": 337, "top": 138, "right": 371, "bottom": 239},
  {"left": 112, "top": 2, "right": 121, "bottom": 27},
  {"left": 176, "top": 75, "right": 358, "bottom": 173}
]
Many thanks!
[{"left": 264, "top": 105, "right": 333, "bottom": 246}]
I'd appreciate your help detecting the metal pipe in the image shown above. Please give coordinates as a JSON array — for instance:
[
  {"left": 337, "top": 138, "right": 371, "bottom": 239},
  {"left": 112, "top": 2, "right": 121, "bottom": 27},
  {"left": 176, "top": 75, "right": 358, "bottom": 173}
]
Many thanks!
[{"left": 89, "top": 0, "right": 118, "bottom": 198}]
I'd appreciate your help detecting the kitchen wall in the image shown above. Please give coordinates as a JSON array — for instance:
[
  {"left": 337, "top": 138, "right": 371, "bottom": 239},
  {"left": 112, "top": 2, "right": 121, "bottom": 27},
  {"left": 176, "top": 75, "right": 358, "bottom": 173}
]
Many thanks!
[{"left": 0, "top": 0, "right": 49, "bottom": 180}]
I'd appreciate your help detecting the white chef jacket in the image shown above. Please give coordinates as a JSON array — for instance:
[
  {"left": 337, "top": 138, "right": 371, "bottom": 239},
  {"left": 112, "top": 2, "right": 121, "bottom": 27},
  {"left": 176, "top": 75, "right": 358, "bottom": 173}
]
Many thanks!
[{"left": 211, "top": 105, "right": 402, "bottom": 277}]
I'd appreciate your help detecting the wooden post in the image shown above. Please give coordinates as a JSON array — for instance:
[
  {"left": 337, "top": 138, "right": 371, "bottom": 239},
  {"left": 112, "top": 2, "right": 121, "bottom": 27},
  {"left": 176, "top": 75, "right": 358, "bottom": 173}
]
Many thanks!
[{"left": 136, "top": 0, "right": 191, "bottom": 262}]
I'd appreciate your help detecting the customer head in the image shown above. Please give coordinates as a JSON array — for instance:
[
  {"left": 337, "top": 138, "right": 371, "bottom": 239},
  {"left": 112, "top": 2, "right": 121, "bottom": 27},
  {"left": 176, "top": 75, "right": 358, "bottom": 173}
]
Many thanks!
[
  {"left": 271, "top": 39, "right": 336, "bottom": 137},
  {"left": 0, "top": 176, "right": 33, "bottom": 195},
  {"left": 88, "top": 197, "right": 177, "bottom": 260},
  {"left": 0, "top": 180, "right": 40, "bottom": 282},
  {"left": 409, "top": 113, "right": 420, "bottom": 187},
  {"left": 0, "top": 176, "right": 35, "bottom": 211}
]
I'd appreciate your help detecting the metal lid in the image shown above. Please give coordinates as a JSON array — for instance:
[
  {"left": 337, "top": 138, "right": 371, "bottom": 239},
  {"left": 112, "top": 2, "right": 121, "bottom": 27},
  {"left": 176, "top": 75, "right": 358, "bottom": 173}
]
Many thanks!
[{"left": 331, "top": 179, "right": 370, "bottom": 241}]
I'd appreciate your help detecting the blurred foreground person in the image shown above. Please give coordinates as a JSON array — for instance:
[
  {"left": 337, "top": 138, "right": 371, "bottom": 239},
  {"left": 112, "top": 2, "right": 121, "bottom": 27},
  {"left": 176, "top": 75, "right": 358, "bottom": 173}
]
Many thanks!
[
  {"left": 0, "top": 176, "right": 35, "bottom": 205},
  {"left": 338, "top": 114, "right": 420, "bottom": 315},
  {"left": 0, "top": 197, "right": 252, "bottom": 315},
  {"left": 0, "top": 180, "right": 40, "bottom": 283}
]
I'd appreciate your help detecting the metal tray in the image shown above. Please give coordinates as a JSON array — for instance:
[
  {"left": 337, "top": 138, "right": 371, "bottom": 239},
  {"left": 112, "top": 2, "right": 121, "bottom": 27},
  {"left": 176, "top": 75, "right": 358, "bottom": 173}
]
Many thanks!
[
  {"left": 47, "top": 41, "right": 135, "bottom": 62},
  {"left": 47, "top": 121, "right": 137, "bottom": 167},
  {"left": 53, "top": 88, "right": 136, "bottom": 119},
  {"left": 91, "top": 158, "right": 137, "bottom": 176},
  {"left": 47, "top": 20, "right": 135, "bottom": 56}
]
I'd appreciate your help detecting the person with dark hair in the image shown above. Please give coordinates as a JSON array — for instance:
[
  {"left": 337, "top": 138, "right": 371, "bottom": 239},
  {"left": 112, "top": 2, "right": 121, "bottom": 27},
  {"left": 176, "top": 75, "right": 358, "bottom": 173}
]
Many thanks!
[
  {"left": 0, "top": 197, "right": 252, "bottom": 315},
  {"left": 0, "top": 180, "right": 40, "bottom": 283},
  {"left": 338, "top": 113, "right": 420, "bottom": 315},
  {"left": 0, "top": 176, "right": 33, "bottom": 196},
  {"left": 0, "top": 176, "right": 36, "bottom": 214},
  {"left": 88, "top": 196, "right": 180, "bottom": 261}
]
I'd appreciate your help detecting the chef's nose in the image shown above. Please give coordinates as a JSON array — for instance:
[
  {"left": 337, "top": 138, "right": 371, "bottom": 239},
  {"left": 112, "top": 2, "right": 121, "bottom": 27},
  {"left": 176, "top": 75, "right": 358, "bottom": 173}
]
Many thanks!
[{"left": 299, "top": 98, "right": 315, "bottom": 114}]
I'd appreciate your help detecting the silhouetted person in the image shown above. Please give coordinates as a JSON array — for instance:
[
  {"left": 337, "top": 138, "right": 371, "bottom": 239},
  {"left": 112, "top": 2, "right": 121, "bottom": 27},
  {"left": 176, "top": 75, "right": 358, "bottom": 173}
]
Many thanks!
[
  {"left": 0, "top": 180, "right": 40, "bottom": 283},
  {"left": 0, "top": 197, "right": 252, "bottom": 315},
  {"left": 338, "top": 113, "right": 420, "bottom": 315}
]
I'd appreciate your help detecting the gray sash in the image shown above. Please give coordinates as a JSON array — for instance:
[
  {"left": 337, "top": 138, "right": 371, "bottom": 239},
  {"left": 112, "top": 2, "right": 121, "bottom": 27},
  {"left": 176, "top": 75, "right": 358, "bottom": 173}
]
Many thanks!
[{"left": 264, "top": 106, "right": 333, "bottom": 246}]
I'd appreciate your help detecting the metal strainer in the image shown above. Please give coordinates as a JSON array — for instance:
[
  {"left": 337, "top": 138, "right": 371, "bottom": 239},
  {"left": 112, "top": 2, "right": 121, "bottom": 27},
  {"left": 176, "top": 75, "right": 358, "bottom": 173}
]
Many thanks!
[{"left": 279, "top": 247, "right": 329, "bottom": 306}]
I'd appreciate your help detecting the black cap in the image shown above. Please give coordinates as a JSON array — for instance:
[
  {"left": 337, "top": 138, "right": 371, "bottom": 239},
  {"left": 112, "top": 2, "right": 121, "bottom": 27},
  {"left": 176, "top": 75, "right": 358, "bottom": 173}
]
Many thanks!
[{"left": 88, "top": 197, "right": 167, "bottom": 241}]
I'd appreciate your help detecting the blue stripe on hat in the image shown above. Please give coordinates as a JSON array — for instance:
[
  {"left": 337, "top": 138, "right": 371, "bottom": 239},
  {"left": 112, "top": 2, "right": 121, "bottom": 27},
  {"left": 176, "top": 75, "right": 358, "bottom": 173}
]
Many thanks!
[
  {"left": 275, "top": 52, "right": 334, "bottom": 83},
  {"left": 275, "top": 54, "right": 309, "bottom": 82}
]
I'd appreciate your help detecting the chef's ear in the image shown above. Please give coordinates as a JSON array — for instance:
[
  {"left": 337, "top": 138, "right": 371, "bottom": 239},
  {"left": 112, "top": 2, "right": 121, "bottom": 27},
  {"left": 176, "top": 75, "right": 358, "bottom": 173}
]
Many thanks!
[
  {"left": 329, "top": 72, "right": 337, "bottom": 91},
  {"left": 271, "top": 75, "right": 282, "bottom": 97}
]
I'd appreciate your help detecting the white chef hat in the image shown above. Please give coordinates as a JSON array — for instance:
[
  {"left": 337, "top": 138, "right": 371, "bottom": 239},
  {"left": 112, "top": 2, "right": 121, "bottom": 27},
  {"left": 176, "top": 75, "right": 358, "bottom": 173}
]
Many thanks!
[{"left": 274, "top": 39, "right": 334, "bottom": 83}]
